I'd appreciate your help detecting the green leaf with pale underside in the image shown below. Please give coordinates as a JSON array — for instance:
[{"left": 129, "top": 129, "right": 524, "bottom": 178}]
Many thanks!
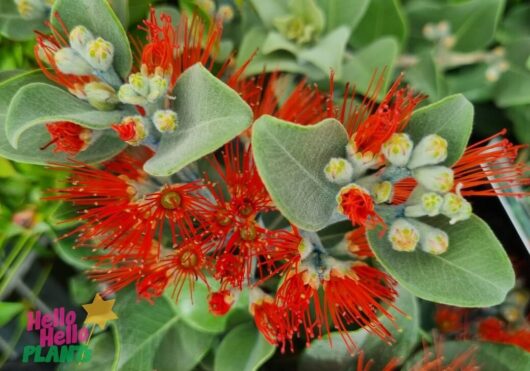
[{"left": 252, "top": 116, "right": 348, "bottom": 231}]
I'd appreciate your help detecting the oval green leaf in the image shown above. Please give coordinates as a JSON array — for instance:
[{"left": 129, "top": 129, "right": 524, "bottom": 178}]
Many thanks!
[
  {"left": 144, "top": 63, "right": 253, "bottom": 176},
  {"left": 405, "top": 94, "right": 473, "bottom": 166},
  {"left": 214, "top": 322, "right": 276, "bottom": 371},
  {"left": 367, "top": 215, "right": 515, "bottom": 307},
  {"left": 51, "top": 0, "right": 132, "bottom": 78},
  {"left": 6, "top": 82, "right": 123, "bottom": 148},
  {"left": 252, "top": 116, "right": 349, "bottom": 231}
]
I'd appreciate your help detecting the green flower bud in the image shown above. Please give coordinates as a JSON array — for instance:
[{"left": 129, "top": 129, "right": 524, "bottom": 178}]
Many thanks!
[
  {"left": 407, "top": 134, "right": 448, "bottom": 169},
  {"left": 118, "top": 84, "right": 147, "bottom": 106},
  {"left": 85, "top": 37, "right": 114, "bottom": 71},
  {"left": 372, "top": 181, "right": 393, "bottom": 204},
  {"left": 324, "top": 157, "right": 353, "bottom": 185},
  {"left": 69, "top": 25, "right": 94, "bottom": 54},
  {"left": 382, "top": 133, "right": 413, "bottom": 167},
  {"left": 217, "top": 5, "right": 235, "bottom": 22},
  {"left": 15, "top": 0, "right": 45, "bottom": 20},
  {"left": 274, "top": 15, "right": 316, "bottom": 44},
  {"left": 405, "top": 192, "right": 444, "bottom": 218},
  {"left": 441, "top": 192, "right": 472, "bottom": 225},
  {"left": 153, "top": 110, "right": 178, "bottom": 133},
  {"left": 54, "top": 48, "right": 93, "bottom": 76},
  {"left": 388, "top": 218, "right": 420, "bottom": 252},
  {"left": 84, "top": 82, "right": 118, "bottom": 111},
  {"left": 412, "top": 166, "right": 454, "bottom": 194},
  {"left": 147, "top": 75, "right": 169, "bottom": 102},
  {"left": 409, "top": 220, "right": 449, "bottom": 255},
  {"left": 129, "top": 72, "right": 150, "bottom": 97}
]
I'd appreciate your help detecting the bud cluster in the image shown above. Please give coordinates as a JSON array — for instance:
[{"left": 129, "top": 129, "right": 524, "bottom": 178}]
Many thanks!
[{"left": 15, "top": 0, "right": 53, "bottom": 20}]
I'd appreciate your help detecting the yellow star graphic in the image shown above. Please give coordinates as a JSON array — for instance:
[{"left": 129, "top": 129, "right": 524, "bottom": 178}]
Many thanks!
[{"left": 82, "top": 293, "right": 118, "bottom": 330}]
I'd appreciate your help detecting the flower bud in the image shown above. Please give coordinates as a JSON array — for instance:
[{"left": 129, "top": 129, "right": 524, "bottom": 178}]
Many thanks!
[
  {"left": 153, "top": 110, "right": 178, "bottom": 133},
  {"left": 217, "top": 5, "right": 235, "bottom": 22},
  {"left": 407, "top": 134, "right": 448, "bottom": 169},
  {"left": 382, "top": 133, "right": 413, "bottom": 167},
  {"left": 405, "top": 192, "right": 444, "bottom": 218},
  {"left": 412, "top": 166, "right": 454, "bottom": 193},
  {"left": 441, "top": 192, "right": 472, "bottom": 224},
  {"left": 118, "top": 84, "right": 147, "bottom": 106},
  {"left": 297, "top": 237, "right": 314, "bottom": 260},
  {"left": 147, "top": 75, "right": 169, "bottom": 102},
  {"left": 388, "top": 218, "right": 420, "bottom": 252},
  {"left": 69, "top": 25, "right": 94, "bottom": 54},
  {"left": 372, "top": 181, "right": 393, "bottom": 204},
  {"left": 54, "top": 48, "right": 93, "bottom": 76},
  {"left": 15, "top": 0, "right": 45, "bottom": 20},
  {"left": 208, "top": 290, "right": 235, "bottom": 316},
  {"left": 129, "top": 72, "right": 150, "bottom": 97},
  {"left": 324, "top": 157, "right": 353, "bottom": 185},
  {"left": 85, "top": 37, "right": 114, "bottom": 71},
  {"left": 84, "top": 82, "right": 118, "bottom": 111},
  {"left": 112, "top": 116, "right": 148, "bottom": 146},
  {"left": 410, "top": 221, "right": 449, "bottom": 255}
]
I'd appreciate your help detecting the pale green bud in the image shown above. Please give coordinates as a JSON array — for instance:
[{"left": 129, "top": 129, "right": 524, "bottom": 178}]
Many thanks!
[
  {"left": 413, "top": 166, "right": 454, "bottom": 194},
  {"left": 372, "top": 181, "right": 393, "bottom": 204},
  {"left": 441, "top": 192, "right": 472, "bottom": 225},
  {"left": 128, "top": 73, "right": 150, "bottom": 97},
  {"left": 153, "top": 110, "right": 178, "bottom": 133},
  {"left": 84, "top": 82, "right": 118, "bottom": 111},
  {"left": 217, "top": 5, "right": 235, "bottom": 22},
  {"left": 405, "top": 192, "right": 444, "bottom": 218},
  {"left": 118, "top": 84, "right": 147, "bottom": 106},
  {"left": 15, "top": 0, "right": 45, "bottom": 20},
  {"left": 407, "top": 134, "right": 448, "bottom": 169},
  {"left": 85, "top": 37, "right": 114, "bottom": 71},
  {"left": 147, "top": 75, "right": 169, "bottom": 102},
  {"left": 324, "top": 157, "right": 353, "bottom": 185},
  {"left": 297, "top": 237, "right": 314, "bottom": 260},
  {"left": 409, "top": 220, "right": 449, "bottom": 255},
  {"left": 382, "top": 133, "right": 413, "bottom": 167},
  {"left": 69, "top": 25, "right": 94, "bottom": 54},
  {"left": 54, "top": 48, "right": 93, "bottom": 76},
  {"left": 274, "top": 15, "right": 316, "bottom": 44},
  {"left": 388, "top": 218, "right": 420, "bottom": 252}
]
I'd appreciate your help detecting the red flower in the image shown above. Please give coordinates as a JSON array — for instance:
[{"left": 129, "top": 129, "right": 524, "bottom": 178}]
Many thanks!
[
  {"left": 336, "top": 72, "right": 425, "bottom": 155},
  {"left": 356, "top": 352, "right": 400, "bottom": 371},
  {"left": 337, "top": 184, "right": 383, "bottom": 228},
  {"left": 344, "top": 227, "right": 374, "bottom": 259},
  {"left": 410, "top": 336, "right": 479, "bottom": 371},
  {"left": 434, "top": 305, "right": 469, "bottom": 335},
  {"left": 42, "top": 122, "right": 92, "bottom": 155},
  {"left": 35, "top": 14, "right": 94, "bottom": 96},
  {"left": 452, "top": 130, "right": 530, "bottom": 197},
  {"left": 112, "top": 119, "right": 139, "bottom": 142},
  {"left": 478, "top": 317, "right": 530, "bottom": 352},
  {"left": 208, "top": 290, "right": 235, "bottom": 316}
]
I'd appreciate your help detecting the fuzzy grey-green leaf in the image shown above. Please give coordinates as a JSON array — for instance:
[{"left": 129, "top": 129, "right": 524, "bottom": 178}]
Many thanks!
[
  {"left": 252, "top": 116, "right": 348, "bottom": 231},
  {"left": 6, "top": 83, "right": 122, "bottom": 148},
  {"left": 144, "top": 64, "right": 253, "bottom": 176},
  {"left": 367, "top": 215, "right": 515, "bottom": 307}
]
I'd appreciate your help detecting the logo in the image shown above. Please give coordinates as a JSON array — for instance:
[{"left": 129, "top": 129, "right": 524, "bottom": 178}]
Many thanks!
[{"left": 23, "top": 293, "right": 118, "bottom": 364}]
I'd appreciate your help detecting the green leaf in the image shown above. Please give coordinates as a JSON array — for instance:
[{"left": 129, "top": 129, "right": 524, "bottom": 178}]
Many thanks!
[
  {"left": 404, "top": 341, "right": 530, "bottom": 371},
  {"left": 0, "top": 70, "right": 50, "bottom": 113},
  {"left": 174, "top": 280, "right": 230, "bottom": 334},
  {"left": 69, "top": 274, "right": 98, "bottom": 305},
  {"left": 0, "top": 1, "right": 46, "bottom": 41},
  {"left": 0, "top": 302, "right": 25, "bottom": 326},
  {"left": 6, "top": 83, "right": 122, "bottom": 148},
  {"left": 299, "top": 286, "right": 419, "bottom": 371},
  {"left": 341, "top": 37, "right": 399, "bottom": 96},
  {"left": 52, "top": 0, "right": 132, "bottom": 78},
  {"left": 496, "top": 4, "right": 530, "bottom": 43},
  {"left": 406, "top": 52, "right": 448, "bottom": 103},
  {"left": 405, "top": 94, "right": 473, "bottom": 166},
  {"left": 51, "top": 233, "right": 96, "bottom": 270},
  {"left": 495, "top": 69, "right": 530, "bottom": 108},
  {"left": 252, "top": 116, "right": 348, "bottom": 231},
  {"left": 0, "top": 157, "right": 16, "bottom": 178},
  {"left": 249, "top": 0, "right": 288, "bottom": 28},
  {"left": 350, "top": 0, "right": 408, "bottom": 48},
  {"left": 59, "top": 329, "right": 119, "bottom": 371},
  {"left": 109, "top": 0, "right": 130, "bottom": 27},
  {"left": 316, "top": 0, "right": 370, "bottom": 33},
  {"left": 214, "top": 322, "right": 275, "bottom": 371},
  {"left": 298, "top": 26, "right": 351, "bottom": 79},
  {"left": 114, "top": 289, "right": 179, "bottom": 371},
  {"left": 153, "top": 321, "right": 215, "bottom": 371},
  {"left": 262, "top": 32, "right": 300, "bottom": 55},
  {"left": 447, "top": 64, "right": 495, "bottom": 103},
  {"left": 507, "top": 105, "right": 530, "bottom": 144},
  {"left": 144, "top": 64, "right": 253, "bottom": 176},
  {"left": 367, "top": 215, "right": 515, "bottom": 307}
]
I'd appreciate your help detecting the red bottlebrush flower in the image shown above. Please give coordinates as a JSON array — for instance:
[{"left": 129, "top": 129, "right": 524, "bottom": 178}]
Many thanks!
[
  {"left": 35, "top": 14, "right": 94, "bottom": 96},
  {"left": 139, "top": 182, "right": 213, "bottom": 245},
  {"left": 434, "top": 305, "right": 469, "bottom": 335},
  {"left": 208, "top": 290, "right": 235, "bottom": 316},
  {"left": 356, "top": 352, "right": 400, "bottom": 371},
  {"left": 102, "top": 147, "right": 153, "bottom": 182},
  {"left": 250, "top": 290, "right": 296, "bottom": 352},
  {"left": 410, "top": 337, "right": 479, "bottom": 371},
  {"left": 391, "top": 177, "right": 417, "bottom": 205},
  {"left": 478, "top": 317, "right": 530, "bottom": 352},
  {"left": 322, "top": 263, "right": 399, "bottom": 354},
  {"left": 337, "top": 184, "right": 383, "bottom": 228},
  {"left": 452, "top": 130, "right": 530, "bottom": 197},
  {"left": 42, "top": 122, "right": 92, "bottom": 155},
  {"left": 214, "top": 252, "right": 246, "bottom": 289},
  {"left": 337, "top": 72, "right": 425, "bottom": 155},
  {"left": 112, "top": 120, "right": 137, "bottom": 142},
  {"left": 344, "top": 227, "right": 374, "bottom": 259}
]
